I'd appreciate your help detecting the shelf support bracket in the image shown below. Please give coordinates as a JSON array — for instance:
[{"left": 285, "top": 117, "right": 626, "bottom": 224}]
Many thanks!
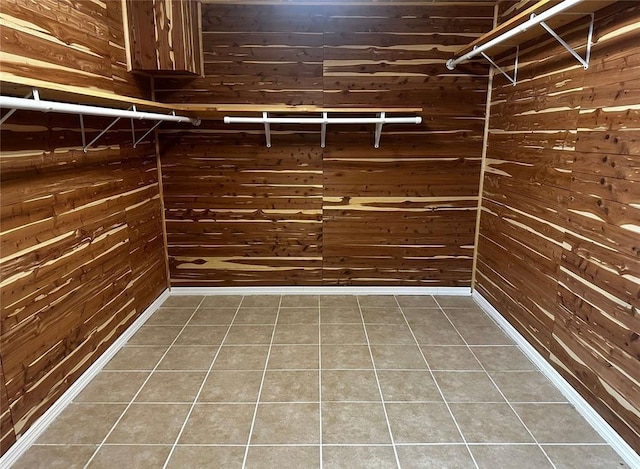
[
  {"left": 130, "top": 105, "right": 137, "bottom": 145},
  {"left": 538, "top": 13, "right": 594, "bottom": 70},
  {"left": 83, "top": 106, "right": 133, "bottom": 153},
  {"left": 133, "top": 118, "right": 164, "bottom": 148},
  {"left": 320, "top": 112, "right": 327, "bottom": 148},
  {"left": 374, "top": 112, "right": 385, "bottom": 148},
  {"left": 79, "top": 114, "right": 86, "bottom": 148},
  {"left": 263, "top": 111, "right": 271, "bottom": 148},
  {"left": 0, "top": 89, "right": 37, "bottom": 125},
  {"left": 479, "top": 46, "right": 519, "bottom": 86}
]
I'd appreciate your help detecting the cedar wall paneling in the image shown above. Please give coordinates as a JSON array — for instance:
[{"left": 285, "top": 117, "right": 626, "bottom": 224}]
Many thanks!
[
  {"left": 158, "top": 2, "right": 493, "bottom": 286},
  {"left": 476, "top": 3, "right": 640, "bottom": 452},
  {"left": 0, "top": 0, "right": 149, "bottom": 99},
  {"left": 0, "top": 113, "right": 167, "bottom": 455}
]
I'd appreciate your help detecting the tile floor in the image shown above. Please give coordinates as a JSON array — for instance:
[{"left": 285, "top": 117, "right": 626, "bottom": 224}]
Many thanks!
[{"left": 14, "top": 295, "right": 628, "bottom": 468}]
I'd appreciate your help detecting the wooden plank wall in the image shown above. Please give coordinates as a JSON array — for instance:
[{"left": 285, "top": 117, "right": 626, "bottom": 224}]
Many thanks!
[
  {"left": 475, "top": 2, "right": 640, "bottom": 453},
  {"left": 0, "top": 0, "right": 149, "bottom": 99},
  {"left": 0, "top": 112, "right": 168, "bottom": 454},
  {"left": 158, "top": 1, "right": 493, "bottom": 286}
]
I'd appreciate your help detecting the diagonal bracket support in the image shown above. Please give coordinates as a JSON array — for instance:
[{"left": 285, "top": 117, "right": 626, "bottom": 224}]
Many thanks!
[
  {"left": 263, "top": 111, "right": 271, "bottom": 148},
  {"left": 0, "top": 89, "right": 38, "bottom": 126},
  {"left": 374, "top": 112, "right": 385, "bottom": 148},
  {"left": 537, "top": 12, "right": 594, "bottom": 70},
  {"left": 479, "top": 46, "right": 519, "bottom": 86},
  {"left": 320, "top": 112, "right": 327, "bottom": 148}
]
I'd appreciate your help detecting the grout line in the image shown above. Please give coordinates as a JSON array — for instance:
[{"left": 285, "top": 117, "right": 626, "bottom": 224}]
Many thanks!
[
  {"left": 317, "top": 295, "right": 323, "bottom": 468},
  {"left": 241, "top": 296, "right": 283, "bottom": 468},
  {"left": 433, "top": 297, "right": 559, "bottom": 469},
  {"left": 393, "top": 295, "right": 481, "bottom": 469},
  {"left": 356, "top": 296, "right": 402, "bottom": 469},
  {"left": 83, "top": 297, "right": 209, "bottom": 469},
  {"left": 160, "top": 297, "right": 246, "bottom": 469}
]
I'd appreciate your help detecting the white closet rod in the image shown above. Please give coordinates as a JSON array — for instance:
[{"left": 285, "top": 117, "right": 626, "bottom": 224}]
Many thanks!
[
  {"left": 224, "top": 116, "right": 422, "bottom": 124},
  {"left": 446, "top": 0, "right": 583, "bottom": 70},
  {"left": 0, "top": 95, "right": 200, "bottom": 125}
]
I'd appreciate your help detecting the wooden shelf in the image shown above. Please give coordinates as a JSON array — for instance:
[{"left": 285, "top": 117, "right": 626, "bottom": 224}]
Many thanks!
[{"left": 454, "top": 0, "right": 616, "bottom": 58}]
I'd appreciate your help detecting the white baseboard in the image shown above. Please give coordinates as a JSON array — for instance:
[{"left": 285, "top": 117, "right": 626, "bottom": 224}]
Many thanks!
[
  {"left": 472, "top": 290, "right": 640, "bottom": 468},
  {"left": 170, "top": 286, "right": 472, "bottom": 296},
  {"left": 0, "top": 289, "right": 171, "bottom": 469}
]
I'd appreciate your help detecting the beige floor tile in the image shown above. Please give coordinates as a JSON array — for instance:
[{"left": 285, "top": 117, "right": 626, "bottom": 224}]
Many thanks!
[
  {"left": 321, "top": 370, "right": 381, "bottom": 401},
  {"left": 135, "top": 371, "right": 206, "bottom": 402},
  {"left": 234, "top": 307, "right": 278, "bottom": 324},
  {"left": 175, "top": 325, "right": 228, "bottom": 345},
  {"left": 127, "top": 326, "right": 183, "bottom": 346},
  {"left": 251, "top": 403, "right": 320, "bottom": 444},
  {"left": 280, "top": 295, "right": 319, "bottom": 307},
  {"left": 323, "top": 445, "right": 397, "bottom": 469},
  {"left": 403, "top": 309, "right": 450, "bottom": 327},
  {"left": 470, "top": 444, "right": 553, "bottom": 469},
  {"left": 396, "top": 295, "right": 439, "bottom": 308},
  {"left": 435, "top": 296, "right": 477, "bottom": 308},
  {"left": 361, "top": 307, "right": 404, "bottom": 324},
  {"left": 320, "top": 295, "right": 359, "bottom": 308},
  {"left": 37, "top": 403, "right": 125, "bottom": 444},
  {"left": 444, "top": 308, "right": 496, "bottom": 328},
  {"left": 471, "top": 346, "right": 536, "bottom": 371},
  {"left": 146, "top": 308, "right": 195, "bottom": 325},
  {"left": 370, "top": 345, "right": 427, "bottom": 369},
  {"left": 320, "top": 306, "right": 362, "bottom": 324},
  {"left": 377, "top": 370, "right": 442, "bottom": 402},
  {"left": 104, "top": 346, "right": 167, "bottom": 371},
  {"left": 458, "top": 325, "right": 513, "bottom": 345},
  {"left": 421, "top": 346, "right": 482, "bottom": 371},
  {"left": 410, "top": 323, "right": 465, "bottom": 345},
  {"left": 12, "top": 445, "right": 96, "bottom": 469},
  {"left": 212, "top": 345, "right": 269, "bottom": 370},
  {"left": 386, "top": 403, "right": 463, "bottom": 443},
  {"left": 106, "top": 403, "right": 190, "bottom": 444},
  {"left": 513, "top": 403, "right": 604, "bottom": 443},
  {"left": 179, "top": 403, "right": 254, "bottom": 444},
  {"left": 542, "top": 444, "right": 629, "bottom": 469},
  {"left": 245, "top": 445, "right": 320, "bottom": 469},
  {"left": 273, "top": 324, "right": 319, "bottom": 344},
  {"left": 88, "top": 445, "right": 171, "bottom": 469},
  {"left": 322, "top": 402, "right": 391, "bottom": 444},
  {"left": 200, "top": 295, "right": 243, "bottom": 308},
  {"left": 260, "top": 370, "right": 319, "bottom": 402},
  {"left": 224, "top": 325, "right": 274, "bottom": 345},
  {"left": 396, "top": 445, "right": 474, "bottom": 469},
  {"left": 161, "top": 296, "right": 203, "bottom": 308},
  {"left": 357, "top": 295, "right": 398, "bottom": 308},
  {"left": 277, "top": 307, "right": 319, "bottom": 324},
  {"left": 166, "top": 446, "right": 245, "bottom": 469},
  {"left": 490, "top": 371, "right": 566, "bottom": 402},
  {"left": 157, "top": 345, "right": 218, "bottom": 370},
  {"left": 321, "top": 324, "right": 366, "bottom": 344},
  {"left": 450, "top": 403, "right": 534, "bottom": 443},
  {"left": 433, "top": 371, "right": 504, "bottom": 403},
  {"left": 268, "top": 345, "right": 319, "bottom": 369},
  {"left": 366, "top": 324, "right": 415, "bottom": 344},
  {"left": 321, "top": 345, "right": 373, "bottom": 369},
  {"left": 198, "top": 370, "right": 263, "bottom": 402},
  {"left": 241, "top": 295, "right": 281, "bottom": 308},
  {"left": 189, "top": 308, "right": 237, "bottom": 325},
  {"left": 74, "top": 371, "right": 148, "bottom": 403}
]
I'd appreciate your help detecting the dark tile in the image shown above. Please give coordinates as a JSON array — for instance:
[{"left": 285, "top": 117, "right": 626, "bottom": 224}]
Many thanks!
[
  {"left": 513, "top": 404, "right": 604, "bottom": 443},
  {"left": 322, "top": 402, "right": 390, "bottom": 444},
  {"left": 104, "top": 346, "right": 167, "bottom": 371},
  {"left": 212, "top": 345, "right": 269, "bottom": 370},
  {"left": 396, "top": 445, "right": 474, "bottom": 469},
  {"left": 135, "top": 371, "right": 206, "bottom": 402},
  {"left": 88, "top": 445, "right": 171, "bottom": 469},
  {"left": 260, "top": 370, "right": 319, "bottom": 402},
  {"left": 433, "top": 371, "right": 504, "bottom": 403},
  {"left": 370, "top": 345, "right": 427, "bottom": 369},
  {"left": 166, "top": 446, "right": 245, "bottom": 469},
  {"left": 322, "top": 370, "right": 381, "bottom": 401},
  {"left": 543, "top": 444, "right": 630, "bottom": 469},
  {"left": 179, "top": 403, "right": 254, "bottom": 444},
  {"left": 377, "top": 370, "right": 442, "bottom": 402},
  {"left": 106, "top": 403, "right": 190, "bottom": 444},
  {"left": 471, "top": 445, "right": 553, "bottom": 469},
  {"left": 322, "top": 345, "right": 373, "bottom": 369},
  {"left": 268, "top": 345, "right": 319, "bottom": 370},
  {"left": 421, "top": 346, "right": 482, "bottom": 371},
  {"left": 12, "top": 445, "right": 96, "bottom": 469},
  {"left": 157, "top": 345, "right": 218, "bottom": 370},
  {"left": 245, "top": 445, "right": 320, "bottom": 469},
  {"left": 323, "top": 446, "right": 397, "bottom": 469},
  {"left": 74, "top": 371, "right": 147, "bottom": 403},
  {"left": 37, "top": 404, "right": 125, "bottom": 444},
  {"left": 199, "top": 370, "right": 263, "bottom": 402},
  {"left": 450, "top": 403, "right": 533, "bottom": 443},
  {"left": 386, "top": 403, "right": 463, "bottom": 443},
  {"left": 175, "top": 325, "right": 228, "bottom": 345},
  {"left": 251, "top": 403, "right": 320, "bottom": 444}
]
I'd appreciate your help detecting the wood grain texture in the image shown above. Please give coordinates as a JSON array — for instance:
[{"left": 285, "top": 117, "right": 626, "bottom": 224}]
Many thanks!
[
  {"left": 0, "top": 0, "right": 150, "bottom": 99},
  {"left": 125, "top": 0, "right": 203, "bottom": 75},
  {"left": 158, "top": 2, "right": 490, "bottom": 286},
  {"left": 476, "top": 2, "right": 640, "bottom": 453},
  {"left": 0, "top": 113, "right": 167, "bottom": 454}
]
